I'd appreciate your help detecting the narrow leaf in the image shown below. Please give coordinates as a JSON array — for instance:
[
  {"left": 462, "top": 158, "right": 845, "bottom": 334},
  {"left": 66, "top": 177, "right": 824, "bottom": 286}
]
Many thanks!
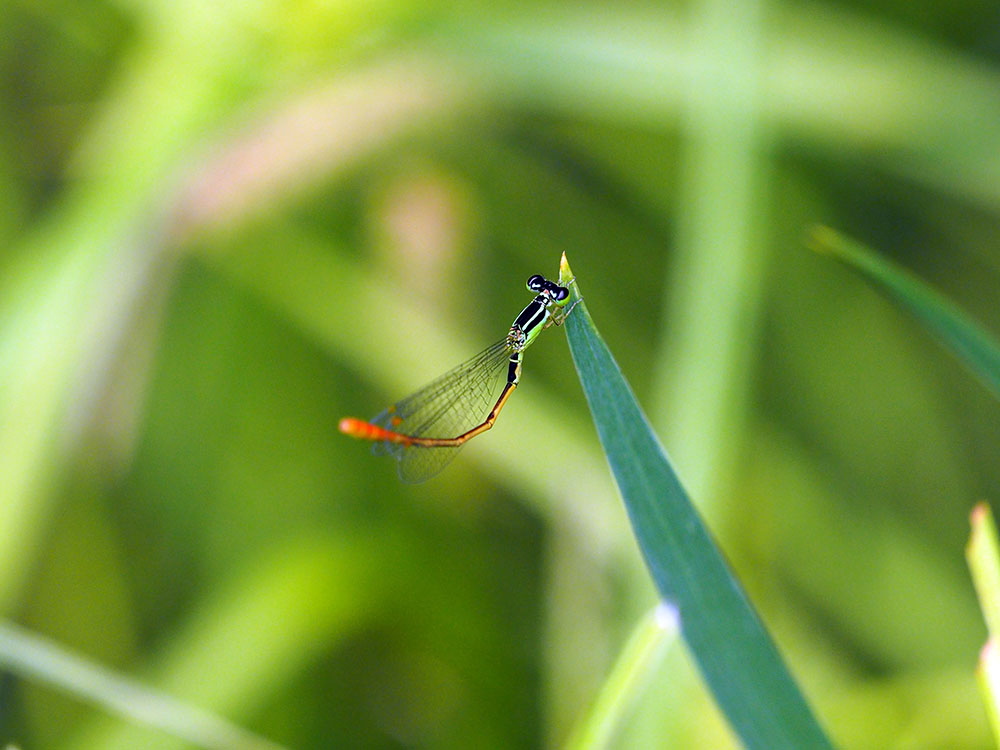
[
  {"left": 967, "top": 502, "right": 1000, "bottom": 743},
  {"left": 968, "top": 502, "right": 1000, "bottom": 637},
  {"left": 0, "top": 621, "right": 285, "bottom": 750},
  {"left": 810, "top": 226, "right": 1000, "bottom": 396},
  {"left": 566, "top": 604, "right": 677, "bottom": 750},
  {"left": 559, "top": 254, "right": 833, "bottom": 749},
  {"left": 978, "top": 640, "right": 1000, "bottom": 746}
]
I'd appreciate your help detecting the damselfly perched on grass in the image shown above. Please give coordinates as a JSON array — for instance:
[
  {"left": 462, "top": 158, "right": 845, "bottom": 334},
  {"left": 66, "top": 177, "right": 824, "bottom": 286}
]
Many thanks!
[{"left": 339, "top": 273, "right": 576, "bottom": 482}]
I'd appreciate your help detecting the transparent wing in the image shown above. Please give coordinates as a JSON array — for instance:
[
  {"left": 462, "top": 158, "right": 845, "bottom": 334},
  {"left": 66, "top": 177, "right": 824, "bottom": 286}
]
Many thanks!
[{"left": 369, "top": 339, "right": 512, "bottom": 482}]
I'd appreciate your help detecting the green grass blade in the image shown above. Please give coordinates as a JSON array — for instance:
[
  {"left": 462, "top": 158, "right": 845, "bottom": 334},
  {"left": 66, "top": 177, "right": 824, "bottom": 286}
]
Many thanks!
[
  {"left": 968, "top": 503, "right": 1000, "bottom": 638},
  {"left": 810, "top": 226, "right": 1000, "bottom": 396},
  {"left": 978, "top": 640, "right": 1000, "bottom": 747},
  {"left": 967, "top": 503, "right": 1000, "bottom": 744},
  {"left": 0, "top": 621, "right": 285, "bottom": 750},
  {"left": 565, "top": 605, "right": 677, "bottom": 750},
  {"left": 558, "top": 255, "right": 833, "bottom": 750}
]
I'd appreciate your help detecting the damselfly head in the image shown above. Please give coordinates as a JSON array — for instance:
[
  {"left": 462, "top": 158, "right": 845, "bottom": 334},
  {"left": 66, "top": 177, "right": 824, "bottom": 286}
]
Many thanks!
[{"left": 526, "top": 274, "right": 571, "bottom": 306}]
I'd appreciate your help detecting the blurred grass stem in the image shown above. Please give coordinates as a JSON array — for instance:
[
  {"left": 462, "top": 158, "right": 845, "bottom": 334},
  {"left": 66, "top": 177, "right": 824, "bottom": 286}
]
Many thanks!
[
  {"left": 0, "top": 620, "right": 286, "bottom": 750},
  {"left": 565, "top": 604, "right": 677, "bottom": 750}
]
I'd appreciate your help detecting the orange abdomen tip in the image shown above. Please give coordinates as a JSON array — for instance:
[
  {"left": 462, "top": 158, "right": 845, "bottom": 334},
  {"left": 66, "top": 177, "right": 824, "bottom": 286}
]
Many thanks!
[{"left": 339, "top": 417, "right": 369, "bottom": 437}]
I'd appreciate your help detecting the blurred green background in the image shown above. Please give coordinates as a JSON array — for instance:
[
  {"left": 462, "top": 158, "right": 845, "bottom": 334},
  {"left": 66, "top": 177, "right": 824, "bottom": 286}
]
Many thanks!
[{"left": 2, "top": 0, "right": 1000, "bottom": 747}]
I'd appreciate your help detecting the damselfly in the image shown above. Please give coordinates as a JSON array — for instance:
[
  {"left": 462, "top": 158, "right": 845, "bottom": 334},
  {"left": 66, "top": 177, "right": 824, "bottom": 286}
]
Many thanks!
[{"left": 339, "top": 273, "right": 576, "bottom": 482}]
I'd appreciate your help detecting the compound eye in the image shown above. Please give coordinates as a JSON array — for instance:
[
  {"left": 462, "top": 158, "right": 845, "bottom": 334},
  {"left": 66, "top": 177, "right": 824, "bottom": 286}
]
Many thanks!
[
  {"left": 526, "top": 274, "right": 545, "bottom": 292},
  {"left": 554, "top": 286, "right": 569, "bottom": 301}
]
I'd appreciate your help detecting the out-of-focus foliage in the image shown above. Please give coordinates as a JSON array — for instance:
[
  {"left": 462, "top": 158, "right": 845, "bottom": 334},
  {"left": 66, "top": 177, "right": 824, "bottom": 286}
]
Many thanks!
[
  {"left": 968, "top": 503, "right": 1000, "bottom": 745},
  {"left": 0, "top": 0, "right": 998, "bottom": 747},
  {"left": 812, "top": 226, "right": 1000, "bottom": 397}
]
